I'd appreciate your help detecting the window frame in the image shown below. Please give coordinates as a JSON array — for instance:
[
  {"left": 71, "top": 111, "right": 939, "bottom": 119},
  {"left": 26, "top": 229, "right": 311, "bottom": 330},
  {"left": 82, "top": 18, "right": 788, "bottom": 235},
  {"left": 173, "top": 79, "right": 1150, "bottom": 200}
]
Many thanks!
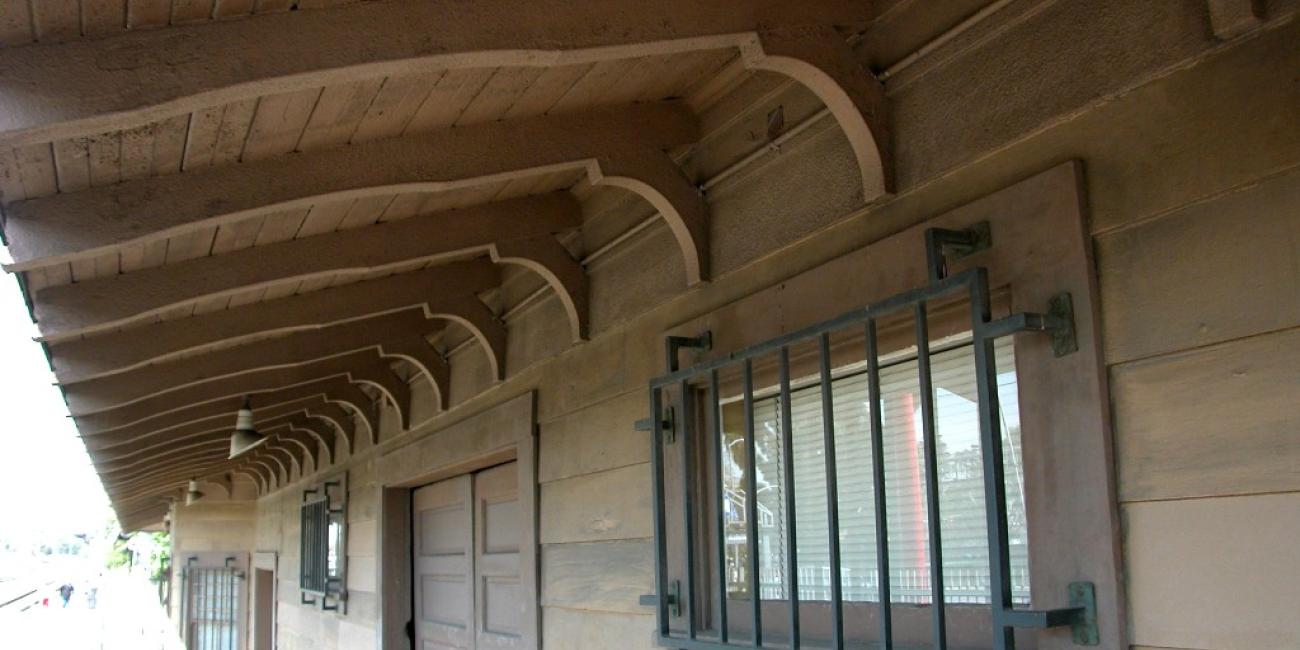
[
  {"left": 651, "top": 163, "right": 1122, "bottom": 650},
  {"left": 299, "top": 471, "right": 348, "bottom": 613}
]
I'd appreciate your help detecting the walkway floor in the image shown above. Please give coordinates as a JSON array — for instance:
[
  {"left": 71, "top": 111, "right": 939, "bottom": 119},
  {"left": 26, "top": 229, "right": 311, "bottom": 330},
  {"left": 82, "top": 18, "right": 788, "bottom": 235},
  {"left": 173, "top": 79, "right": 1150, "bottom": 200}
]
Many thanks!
[{"left": 2, "top": 569, "right": 183, "bottom": 650}]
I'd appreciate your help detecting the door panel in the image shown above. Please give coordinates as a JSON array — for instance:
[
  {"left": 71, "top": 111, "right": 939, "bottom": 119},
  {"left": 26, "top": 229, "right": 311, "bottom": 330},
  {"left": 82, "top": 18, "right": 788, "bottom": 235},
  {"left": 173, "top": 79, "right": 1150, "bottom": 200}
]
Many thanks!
[
  {"left": 474, "top": 463, "right": 522, "bottom": 647},
  {"left": 413, "top": 475, "right": 474, "bottom": 649}
]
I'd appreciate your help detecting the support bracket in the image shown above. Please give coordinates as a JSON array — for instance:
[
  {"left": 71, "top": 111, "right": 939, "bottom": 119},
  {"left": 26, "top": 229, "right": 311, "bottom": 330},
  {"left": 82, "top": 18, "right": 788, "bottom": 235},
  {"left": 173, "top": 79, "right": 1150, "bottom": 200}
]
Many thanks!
[
  {"left": 664, "top": 331, "right": 712, "bottom": 373},
  {"left": 638, "top": 580, "right": 681, "bottom": 618},
  {"left": 980, "top": 292, "right": 1078, "bottom": 357},
  {"left": 1001, "top": 581, "right": 1098, "bottom": 645},
  {"left": 634, "top": 406, "right": 676, "bottom": 444},
  {"left": 926, "top": 222, "right": 991, "bottom": 281}
]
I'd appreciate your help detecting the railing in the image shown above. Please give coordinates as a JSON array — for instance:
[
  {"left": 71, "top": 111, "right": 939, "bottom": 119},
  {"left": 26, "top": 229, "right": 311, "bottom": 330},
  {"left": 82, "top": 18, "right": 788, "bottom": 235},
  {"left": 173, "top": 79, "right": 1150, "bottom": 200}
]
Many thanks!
[{"left": 642, "top": 225, "right": 1096, "bottom": 649}]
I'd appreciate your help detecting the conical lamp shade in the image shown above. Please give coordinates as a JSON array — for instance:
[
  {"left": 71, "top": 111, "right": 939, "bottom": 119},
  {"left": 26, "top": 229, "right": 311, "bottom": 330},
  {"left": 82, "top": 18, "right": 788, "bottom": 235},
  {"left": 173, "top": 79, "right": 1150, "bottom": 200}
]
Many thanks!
[
  {"left": 228, "top": 398, "right": 264, "bottom": 458},
  {"left": 185, "top": 479, "right": 206, "bottom": 505}
]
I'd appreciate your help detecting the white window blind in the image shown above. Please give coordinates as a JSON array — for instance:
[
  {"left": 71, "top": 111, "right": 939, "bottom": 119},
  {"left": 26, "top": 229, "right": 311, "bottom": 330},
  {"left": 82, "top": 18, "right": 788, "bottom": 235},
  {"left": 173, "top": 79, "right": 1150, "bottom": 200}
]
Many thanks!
[{"left": 721, "top": 336, "right": 1029, "bottom": 605}]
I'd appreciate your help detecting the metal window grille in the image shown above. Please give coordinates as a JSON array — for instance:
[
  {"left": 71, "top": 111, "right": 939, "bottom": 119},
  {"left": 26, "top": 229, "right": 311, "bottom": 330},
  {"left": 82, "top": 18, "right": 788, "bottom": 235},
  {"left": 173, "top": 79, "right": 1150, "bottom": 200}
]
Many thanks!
[
  {"left": 299, "top": 475, "right": 347, "bottom": 611},
  {"left": 642, "top": 225, "right": 1096, "bottom": 650},
  {"left": 182, "top": 557, "right": 242, "bottom": 650}
]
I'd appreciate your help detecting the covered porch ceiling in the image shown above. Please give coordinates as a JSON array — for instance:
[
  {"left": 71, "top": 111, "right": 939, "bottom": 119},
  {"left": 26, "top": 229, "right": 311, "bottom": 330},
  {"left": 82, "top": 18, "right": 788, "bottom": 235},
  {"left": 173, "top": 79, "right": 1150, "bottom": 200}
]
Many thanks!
[{"left": 0, "top": 0, "right": 898, "bottom": 531}]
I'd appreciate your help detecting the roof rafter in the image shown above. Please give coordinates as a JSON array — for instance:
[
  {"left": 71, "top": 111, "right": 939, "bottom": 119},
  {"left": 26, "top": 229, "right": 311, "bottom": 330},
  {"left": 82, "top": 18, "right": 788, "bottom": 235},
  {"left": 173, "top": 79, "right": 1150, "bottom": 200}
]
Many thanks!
[
  {"left": 0, "top": 1, "right": 887, "bottom": 197},
  {"left": 30, "top": 194, "right": 579, "bottom": 341},
  {"left": 49, "top": 260, "right": 503, "bottom": 383},
  {"left": 4, "top": 105, "right": 709, "bottom": 286},
  {"left": 63, "top": 310, "right": 439, "bottom": 415}
]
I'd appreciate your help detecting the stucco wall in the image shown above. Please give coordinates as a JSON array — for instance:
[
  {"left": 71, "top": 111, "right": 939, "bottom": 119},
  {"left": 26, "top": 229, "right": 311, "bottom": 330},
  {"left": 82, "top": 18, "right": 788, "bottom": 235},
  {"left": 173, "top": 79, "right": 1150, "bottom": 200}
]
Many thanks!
[{"left": 163, "top": 4, "right": 1300, "bottom": 649}]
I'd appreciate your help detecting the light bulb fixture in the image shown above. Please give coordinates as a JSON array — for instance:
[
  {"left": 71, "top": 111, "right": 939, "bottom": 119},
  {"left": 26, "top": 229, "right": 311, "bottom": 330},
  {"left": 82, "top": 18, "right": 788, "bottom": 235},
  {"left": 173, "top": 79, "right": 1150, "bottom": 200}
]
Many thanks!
[
  {"left": 185, "top": 479, "right": 206, "bottom": 505},
  {"left": 228, "top": 396, "right": 265, "bottom": 458}
]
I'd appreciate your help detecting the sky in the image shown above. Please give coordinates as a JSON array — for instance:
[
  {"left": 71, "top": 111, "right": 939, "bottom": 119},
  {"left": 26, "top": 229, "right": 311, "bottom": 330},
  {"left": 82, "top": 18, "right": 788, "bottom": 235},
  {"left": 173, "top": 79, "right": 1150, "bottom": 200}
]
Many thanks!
[{"left": 0, "top": 270, "right": 112, "bottom": 543}]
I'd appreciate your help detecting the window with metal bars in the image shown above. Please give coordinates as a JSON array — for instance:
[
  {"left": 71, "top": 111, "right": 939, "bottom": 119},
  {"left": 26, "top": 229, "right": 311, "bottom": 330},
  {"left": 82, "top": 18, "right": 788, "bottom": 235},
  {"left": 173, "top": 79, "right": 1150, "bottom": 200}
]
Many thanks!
[
  {"left": 181, "top": 555, "right": 244, "bottom": 650},
  {"left": 643, "top": 225, "right": 1098, "bottom": 650},
  {"left": 299, "top": 473, "right": 347, "bottom": 612}
]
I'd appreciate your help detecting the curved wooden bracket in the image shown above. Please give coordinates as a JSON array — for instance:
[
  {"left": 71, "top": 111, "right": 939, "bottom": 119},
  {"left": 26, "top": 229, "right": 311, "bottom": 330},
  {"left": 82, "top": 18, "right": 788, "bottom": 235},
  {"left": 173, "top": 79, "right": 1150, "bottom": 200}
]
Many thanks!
[
  {"left": 294, "top": 418, "right": 337, "bottom": 466},
  {"left": 349, "top": 360, "right": 411, "bottom": 434},
  {"left": 254, "top": 444, "right": 294, "bottom": 485},
  {"left": 428, "top": 294, "right": 507, "bottom": 382},
  {"left": 306, "top": 403, "right": 358, "bottom": 454},
  {"left": 379, "top": 336, "right": 450, "bottom": 413},
  {"left": 588, "top": 150, "right": 711, "bottom": 285},
  {"left": 490, "top": 235, "right": 590, "bottom": 342},
  {"left": 741, "top": 26, "right": 893, "bottom": 200},
  {"left": 331, "top": 379, "right": 381, "bottom": 448},
  {"left": 271, "top": 426, "right": 321, "bottom": 473}
]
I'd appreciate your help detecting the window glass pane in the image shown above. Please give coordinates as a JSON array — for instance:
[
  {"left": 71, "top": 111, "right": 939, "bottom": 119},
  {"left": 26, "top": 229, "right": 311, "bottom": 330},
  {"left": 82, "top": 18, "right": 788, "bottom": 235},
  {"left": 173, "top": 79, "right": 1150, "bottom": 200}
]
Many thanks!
[{"left": 719, "top": 336, "right": 1028, "bottom": 605}]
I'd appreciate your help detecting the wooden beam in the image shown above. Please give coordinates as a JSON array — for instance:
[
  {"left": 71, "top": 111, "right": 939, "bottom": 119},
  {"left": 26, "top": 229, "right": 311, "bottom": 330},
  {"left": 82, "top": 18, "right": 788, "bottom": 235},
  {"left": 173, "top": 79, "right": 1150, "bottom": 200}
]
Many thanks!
[
  {"left": 490, "top": 236, "right": 589, "bottom": 342},
  {"left": 48, "top": 260, "right": 502, "bottom": 383},
  {"left": 63, "top": 311, "right": 437, "bottom": 414},
  {"left": 71, "top": 351, "right": 386, "bottom": 434},
  {"left": 92, "top": 409, "right": 319, "bottom": 468},
  {"left": 3, "top": 105, "right": 700, "bottom": 276},
  {"left": 30, "top": 194, "right": 576, "bottom": 340},
  {"left": 0, "top": 1, "right": 873, "bottom": 147},
  {"left": 76, "top": 376, "right": 352, "bottom": 437},
  {"left": 306, "top": 403, "right": 358, "bottom": 454}
]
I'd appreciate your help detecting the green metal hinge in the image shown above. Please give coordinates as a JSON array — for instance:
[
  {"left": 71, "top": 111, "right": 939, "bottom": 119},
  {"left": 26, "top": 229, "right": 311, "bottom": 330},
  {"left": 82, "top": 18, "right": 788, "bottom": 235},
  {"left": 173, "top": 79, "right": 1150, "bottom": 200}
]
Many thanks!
[{"left": 1068, "top": 581, "right": 1099, "bottom": 645}]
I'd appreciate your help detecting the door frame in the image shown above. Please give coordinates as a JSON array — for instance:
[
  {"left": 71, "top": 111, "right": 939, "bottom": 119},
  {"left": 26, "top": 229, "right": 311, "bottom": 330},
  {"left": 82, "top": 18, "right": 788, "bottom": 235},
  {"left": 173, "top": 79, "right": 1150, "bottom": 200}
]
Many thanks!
[
  {"left": 378, "top": 392, "right": 539, "bottom": 649},
  {"left": 249, "top": 551, "right": 277, "bottom": 650}
]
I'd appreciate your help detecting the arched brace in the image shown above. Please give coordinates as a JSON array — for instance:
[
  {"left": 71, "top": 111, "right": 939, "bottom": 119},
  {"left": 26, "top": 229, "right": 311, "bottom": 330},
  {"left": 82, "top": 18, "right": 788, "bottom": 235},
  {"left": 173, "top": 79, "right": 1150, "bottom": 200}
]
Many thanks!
[
  {"left": 490, "top": 236, "right": 589, "bottom": 342},
  {"left": 266, "top": 438, "right": 306, "bottom": 479},
  {"left": 307, "top": 403, "right": 357, "bottom": 455},
  {"left": 273, "top": 427, "right": 321, "bottom": 472},
  {"left": 428, "top": 295, "right": 507, "bottom": 382},
  {"left": 741, "top": 26, "right": 893, "bottom": 200},
  {"left": 231, "top": 464, "right": 268, "bottom": 495},
  {"left": 246, "top": 458, "right": 280, "bottom": 491},
  {"left": 588, "top": 149, "right": 711, "bottom": 286},
  {"left": 104, "top": 446, "right": 229, "bottom": 482},
  {"left": 110, "top": 457, "right": 233, "bottom": 498},
  {"left": 76, "top": 379, "right": 340, "bottom": 437},
  {"left": 253, "top": 444, "right": 293, "bottom": 486},
  {"left": 349, "top": 361, "right": 412, "bottom": 433},
  {"left": 294, "top": 418, "right": 336, "bottom": 466},
  {"left": 379, "top": 337, "right": 451, "bottom": 413},
  {"left": 92, "top": 403, "right": 321, "bottom": 467},
  {"left": 329, "top": 383, "right": 380, "bottom": 449}
]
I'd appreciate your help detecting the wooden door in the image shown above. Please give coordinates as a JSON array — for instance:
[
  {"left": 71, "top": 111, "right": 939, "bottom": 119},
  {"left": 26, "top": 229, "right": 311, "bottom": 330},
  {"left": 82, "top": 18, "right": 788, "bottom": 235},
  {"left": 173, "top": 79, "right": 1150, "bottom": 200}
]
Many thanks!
[
  {"left": 473, "top": 463, "right": 523, "bottom": 648},
  {"left": 413, "top": 475, "right": 475, "bottom": 649},
  {"left": 413, "top": 462, "right": 524, "bottom": 650}
]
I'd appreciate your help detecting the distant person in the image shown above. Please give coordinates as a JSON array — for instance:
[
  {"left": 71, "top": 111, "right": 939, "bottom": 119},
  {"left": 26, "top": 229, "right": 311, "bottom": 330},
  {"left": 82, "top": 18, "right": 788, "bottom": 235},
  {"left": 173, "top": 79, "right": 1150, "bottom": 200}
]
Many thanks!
[
  {"left": 85, "top": 584, "right": 98, "bottom": 609},
  {"left": 57, "top": 583, "right": 74, "bottom": 608}
]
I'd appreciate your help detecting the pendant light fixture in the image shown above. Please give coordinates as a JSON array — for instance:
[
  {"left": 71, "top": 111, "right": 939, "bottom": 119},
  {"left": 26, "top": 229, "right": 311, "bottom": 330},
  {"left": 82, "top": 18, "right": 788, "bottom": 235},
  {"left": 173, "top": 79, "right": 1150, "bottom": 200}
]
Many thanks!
[
  {"left": 228, "top": 396, "right": 264, "bottom": 458},
  {"left": 185, "top": 479, "right": 205, "bottom": 505}
]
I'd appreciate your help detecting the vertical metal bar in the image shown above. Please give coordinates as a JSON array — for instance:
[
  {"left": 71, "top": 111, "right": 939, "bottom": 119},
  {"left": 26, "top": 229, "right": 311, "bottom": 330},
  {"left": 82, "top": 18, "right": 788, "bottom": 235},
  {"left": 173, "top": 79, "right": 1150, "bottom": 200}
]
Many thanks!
[
  {"left": 710, "top": 370, "right": 730, "bottom": 643},
  {"left": 818, "top": 333, "right": 844, "bottom": 649},
  {"left": 681, "top": 379, "right": 699, "bottom": 639},
  {"left": 650, "top": 386, "right": 671, "bottom": 637},
  {"left": 915, "top": 303, "right": 948, "bottom": 649},
  {"left": 778, "top": 347, "right": 800, "bottom": 649},
  {"left": 742, "top": 359, "right": 762, "bottom": 646},
  {"left": 970, "top": 272, "right": 1015, "bottom": 650},
  {"left": 865, "top": 320, "right": 894, "bottom": 649}
]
